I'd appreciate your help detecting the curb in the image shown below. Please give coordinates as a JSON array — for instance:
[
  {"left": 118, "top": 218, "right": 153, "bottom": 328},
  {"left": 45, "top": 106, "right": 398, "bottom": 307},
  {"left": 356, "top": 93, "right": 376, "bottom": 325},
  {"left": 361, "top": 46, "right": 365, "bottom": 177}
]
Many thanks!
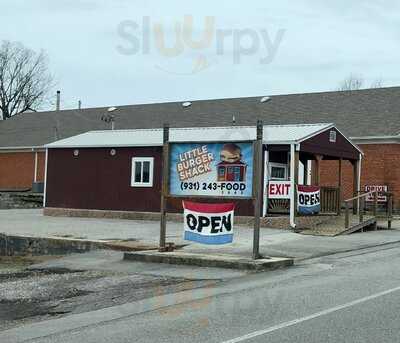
[
  {"left": 0, "top": 233, "right": 158, "bottom": 256},
  {"left": 124, "top": 250, "right": 294, "bottom": 271}
]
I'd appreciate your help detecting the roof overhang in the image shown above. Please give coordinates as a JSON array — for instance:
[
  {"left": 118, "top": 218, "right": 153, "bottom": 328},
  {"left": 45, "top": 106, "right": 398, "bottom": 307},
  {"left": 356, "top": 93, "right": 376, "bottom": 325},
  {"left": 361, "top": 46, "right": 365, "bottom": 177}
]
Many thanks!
[
  {"left": 43, "top": 123, "right": 362, "bottom": 161},
  {"left": 350, "top": 135, "right": 400, "bottom": 145},
  {"left": 45, "top": 124, "right": 339, "bottom": 149},
  {"left": 0, "top": 146, "right": 45, "bottom": 153}
]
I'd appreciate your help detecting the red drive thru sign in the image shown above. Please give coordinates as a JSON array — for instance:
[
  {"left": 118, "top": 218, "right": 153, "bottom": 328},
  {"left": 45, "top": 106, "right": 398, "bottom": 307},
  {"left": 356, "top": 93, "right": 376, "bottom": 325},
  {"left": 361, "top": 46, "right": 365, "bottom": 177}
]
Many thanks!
[
  {"left": 365, "top": 185, "right": 388, "bottom": 202},
  {"left": 267, "top": 181, "right": 291, "bottom": 199}
]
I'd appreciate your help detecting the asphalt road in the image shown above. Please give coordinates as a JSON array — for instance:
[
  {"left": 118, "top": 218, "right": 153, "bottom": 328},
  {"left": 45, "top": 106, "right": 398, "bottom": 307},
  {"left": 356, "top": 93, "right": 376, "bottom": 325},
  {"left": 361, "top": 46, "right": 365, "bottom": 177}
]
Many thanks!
[{"left": 3, "top": 242, "right": 400, "bottom": 343}]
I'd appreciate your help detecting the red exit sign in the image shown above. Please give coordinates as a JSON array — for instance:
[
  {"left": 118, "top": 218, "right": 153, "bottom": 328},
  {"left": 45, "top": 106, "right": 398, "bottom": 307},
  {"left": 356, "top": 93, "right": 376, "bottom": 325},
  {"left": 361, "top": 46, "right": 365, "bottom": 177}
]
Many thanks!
[{"left": 268, "top": 181, "right": 291, "bottom": 199}]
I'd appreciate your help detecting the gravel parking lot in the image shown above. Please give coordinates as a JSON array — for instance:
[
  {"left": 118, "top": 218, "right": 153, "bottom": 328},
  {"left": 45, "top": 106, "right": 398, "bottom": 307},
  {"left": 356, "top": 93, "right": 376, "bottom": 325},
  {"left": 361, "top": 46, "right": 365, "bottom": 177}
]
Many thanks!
[{"left": 0, "top": 254, "right": 218, "bottom": 331}]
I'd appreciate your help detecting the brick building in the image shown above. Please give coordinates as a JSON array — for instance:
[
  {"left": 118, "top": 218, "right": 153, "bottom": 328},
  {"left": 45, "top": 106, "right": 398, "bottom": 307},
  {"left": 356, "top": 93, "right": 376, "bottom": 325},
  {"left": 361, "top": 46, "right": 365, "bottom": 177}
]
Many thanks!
[
  {"left": 0, "top": 149, "right": 45, "bottom": 190},
  {"left": 320, "top": 143, "right": 400, "bottom": 206},
  {"left": 0, "top": 87, "right": 399, "bottom": 208}
]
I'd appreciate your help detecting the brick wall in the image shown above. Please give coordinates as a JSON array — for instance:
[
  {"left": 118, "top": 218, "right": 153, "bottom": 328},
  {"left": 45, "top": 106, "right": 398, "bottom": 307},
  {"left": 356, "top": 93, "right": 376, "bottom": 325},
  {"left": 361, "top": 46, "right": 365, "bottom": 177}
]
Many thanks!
[
  {"left": 319, "top": 144, "right": 400, "bottom": 208},
  {"left": 36, "top": 151, "right": 46, "bottom": 182},
  {"left": 0, "top": 151, "right": 45, "bottom": 190}
]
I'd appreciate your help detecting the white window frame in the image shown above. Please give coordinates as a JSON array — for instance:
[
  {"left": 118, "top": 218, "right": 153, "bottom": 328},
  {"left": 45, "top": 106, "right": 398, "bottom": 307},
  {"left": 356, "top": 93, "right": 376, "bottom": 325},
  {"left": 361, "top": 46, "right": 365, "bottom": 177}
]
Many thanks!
[
  {"left": 131, "top": 157, "right": 154, "bottom": 187},
  {"left": 329, "top": 130, "right": 337, "bottom": 143},
  {"left": 268, "top": 162, "right": 288, "bottom": 181}
]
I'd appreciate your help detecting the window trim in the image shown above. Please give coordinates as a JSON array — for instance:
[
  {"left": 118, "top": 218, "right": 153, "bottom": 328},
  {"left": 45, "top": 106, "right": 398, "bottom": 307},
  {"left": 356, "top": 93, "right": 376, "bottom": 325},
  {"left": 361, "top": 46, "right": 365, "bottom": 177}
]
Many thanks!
[
  {"left": 269, "top": 162, "right": 288, "bottom": 181},
  {"left": 131, "top": 157, "right": 154, "bottom": 187},
  {"left": 329, "top": 130, "right": 337, "bottom": 143}
]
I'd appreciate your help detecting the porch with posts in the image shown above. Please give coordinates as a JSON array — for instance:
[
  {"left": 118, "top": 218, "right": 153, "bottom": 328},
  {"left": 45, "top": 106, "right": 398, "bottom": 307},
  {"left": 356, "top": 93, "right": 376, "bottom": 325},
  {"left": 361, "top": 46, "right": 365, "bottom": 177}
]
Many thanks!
[
  {"left": 262, "top": 124, "right": 363, "bottom": 230},
  {"left": 265, "top": 149, "right": 360, "bottom": 215}
]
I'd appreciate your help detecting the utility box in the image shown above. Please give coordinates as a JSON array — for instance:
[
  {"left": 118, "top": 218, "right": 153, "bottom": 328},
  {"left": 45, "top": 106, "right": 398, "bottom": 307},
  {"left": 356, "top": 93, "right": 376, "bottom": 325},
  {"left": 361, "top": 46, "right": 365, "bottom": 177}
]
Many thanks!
[{"left": 31, "top": 182, "right": 44, "bottom": 193}]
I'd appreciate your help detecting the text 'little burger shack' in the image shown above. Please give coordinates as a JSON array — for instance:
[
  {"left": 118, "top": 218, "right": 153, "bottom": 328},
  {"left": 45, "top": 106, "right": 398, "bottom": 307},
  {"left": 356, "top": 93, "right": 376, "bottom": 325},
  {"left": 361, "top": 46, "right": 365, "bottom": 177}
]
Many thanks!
[{"left": 169, "top": 142, "right": 254, "bottom": 198}]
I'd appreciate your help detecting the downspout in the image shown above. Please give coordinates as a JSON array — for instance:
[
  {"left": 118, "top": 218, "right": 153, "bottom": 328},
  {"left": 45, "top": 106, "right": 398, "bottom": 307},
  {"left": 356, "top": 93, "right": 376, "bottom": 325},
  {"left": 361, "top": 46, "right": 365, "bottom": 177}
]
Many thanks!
[
  {"left": 357, "top": 153, "right": 363, "bottom": 213},
  {"left": 290, "top": 143, "right": 296, "bottom": 228},
  {"left": 33, "top": 151, "right": 38, "bottom": 183},
  {"left": 43, "top": 148, "right": 48, "bottom": 207}
]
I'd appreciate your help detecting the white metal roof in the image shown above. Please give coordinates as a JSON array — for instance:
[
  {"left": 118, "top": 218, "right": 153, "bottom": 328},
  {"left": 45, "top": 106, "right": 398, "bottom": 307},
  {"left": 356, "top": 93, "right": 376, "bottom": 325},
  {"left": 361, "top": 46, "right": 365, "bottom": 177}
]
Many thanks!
[
  {"left": 263, "top": 123, "right": 334, "bottom": 144},
  {"left": 171, "top": 126, "right": 257, "bottom": 142},
  {"left": 45, "top": 129, "right": 165, "bottom": 148},
  {"left": 45, "top": 123, "right": 336, "bottom": 148}
]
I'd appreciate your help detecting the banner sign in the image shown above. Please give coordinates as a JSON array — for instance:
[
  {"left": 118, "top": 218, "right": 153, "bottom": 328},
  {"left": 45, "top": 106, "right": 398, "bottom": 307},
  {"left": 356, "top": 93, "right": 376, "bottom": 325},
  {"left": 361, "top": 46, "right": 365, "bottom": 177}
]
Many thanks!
[
  {"left": 169, "top": 142, "right": 253, "bottom": 198},
  {"left": 297, "top": 186, "right": 321, "bottom": 215},
  {"left": 365, "top": 185, "right": 388, "bottom": 202},
  {"left": 267, "top": 181, "right": 291, "bottom": 199},
  {"left": 183, "top": 201, "right": 235, "bottom": 245}
]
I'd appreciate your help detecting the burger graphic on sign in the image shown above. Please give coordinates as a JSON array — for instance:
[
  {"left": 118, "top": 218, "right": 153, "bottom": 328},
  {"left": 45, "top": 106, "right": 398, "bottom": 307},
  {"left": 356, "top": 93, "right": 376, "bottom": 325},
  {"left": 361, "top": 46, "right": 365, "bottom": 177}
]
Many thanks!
[{"left": 217, "top": 143, "right": 247, "bottom": 182}]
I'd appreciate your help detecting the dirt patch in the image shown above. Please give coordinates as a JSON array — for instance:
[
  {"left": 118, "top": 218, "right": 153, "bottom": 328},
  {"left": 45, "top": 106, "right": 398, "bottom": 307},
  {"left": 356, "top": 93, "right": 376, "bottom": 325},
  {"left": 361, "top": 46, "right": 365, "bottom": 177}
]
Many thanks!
[{"left": 0, "top": 258, "right": 216, "bottom": 331}]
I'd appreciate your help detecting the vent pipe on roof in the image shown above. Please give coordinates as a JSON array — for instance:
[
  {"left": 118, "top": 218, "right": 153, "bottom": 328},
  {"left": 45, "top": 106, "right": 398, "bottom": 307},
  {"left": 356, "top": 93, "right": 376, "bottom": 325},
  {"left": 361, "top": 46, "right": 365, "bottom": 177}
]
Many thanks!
[{"left": 56, "top": 90, "right": 61, "bottom": 111}]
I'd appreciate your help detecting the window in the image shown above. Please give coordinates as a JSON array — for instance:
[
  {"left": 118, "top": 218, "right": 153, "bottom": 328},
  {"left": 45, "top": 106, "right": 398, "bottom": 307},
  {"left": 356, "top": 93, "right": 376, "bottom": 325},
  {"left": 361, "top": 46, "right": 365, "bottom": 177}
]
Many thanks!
[
  {"left": 269, "top": 163, "right": 288, "bottom": 180},
  {"left": 131, "top": 157, "right": 154, "bottom": 187},
  {"left": 329, "top": 130, "right": 337, "bottom": 143},
  {"left": 233, "top": 167, "right": 241, "bottom": 181}
]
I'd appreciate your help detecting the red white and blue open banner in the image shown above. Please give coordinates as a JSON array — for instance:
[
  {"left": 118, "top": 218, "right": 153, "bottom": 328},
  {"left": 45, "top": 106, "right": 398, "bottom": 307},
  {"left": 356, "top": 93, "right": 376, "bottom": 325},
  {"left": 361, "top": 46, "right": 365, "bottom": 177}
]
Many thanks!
[
  {"left": 183, "top": 201, "right": 235, "bottom": 245},
  {"left": 297, "top": 186, "right": 321, "bottom": 215}
]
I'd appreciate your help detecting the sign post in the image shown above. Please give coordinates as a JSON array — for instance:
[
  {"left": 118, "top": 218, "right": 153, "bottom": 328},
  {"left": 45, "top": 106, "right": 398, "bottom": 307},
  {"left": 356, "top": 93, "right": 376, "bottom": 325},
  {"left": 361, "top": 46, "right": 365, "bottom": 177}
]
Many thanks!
[
  {"left": 159, "top": 123, "right": 262, "bottom": 260},
  {"left": 252, "top": 120, "right": 263, "bottom": 260},
  {"left": 159, "top": 124, "right": 169, "bottom": 251}
]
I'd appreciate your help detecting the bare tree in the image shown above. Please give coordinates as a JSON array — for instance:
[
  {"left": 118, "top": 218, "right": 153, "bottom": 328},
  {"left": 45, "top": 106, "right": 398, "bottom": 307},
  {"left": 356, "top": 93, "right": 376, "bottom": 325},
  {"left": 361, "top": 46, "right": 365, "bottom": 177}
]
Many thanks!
[
  {"left": 0, "top": 41, "right": 53, "bottom": 120},
  {"left": 338, "top": 73, "right": 364, "bottom": 91},
  {"left": 370, "top": 77, "right": 384, "bottom": 89},
  {"left": 338, "top": 73, "right": 385, "bottom": 91}
]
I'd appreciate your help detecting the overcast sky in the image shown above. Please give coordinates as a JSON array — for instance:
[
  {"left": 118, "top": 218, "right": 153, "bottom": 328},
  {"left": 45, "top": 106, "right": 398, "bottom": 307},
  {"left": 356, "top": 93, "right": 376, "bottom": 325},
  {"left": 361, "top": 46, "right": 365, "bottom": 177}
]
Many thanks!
[{"left": 2, "top": 0, "right": 399, "bottom": 110}]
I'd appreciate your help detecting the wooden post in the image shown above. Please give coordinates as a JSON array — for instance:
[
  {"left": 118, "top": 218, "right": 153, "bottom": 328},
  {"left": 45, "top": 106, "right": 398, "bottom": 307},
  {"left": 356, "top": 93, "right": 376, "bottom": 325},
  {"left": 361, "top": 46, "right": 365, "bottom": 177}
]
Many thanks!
[
  {"left": 302, "top": 159, "right": 308, "bottom": 185},
  {"left": 388, "top": 194, "right": 393, "bottom": 230},
  {"left": 337, "top": 158, "right": 342, "bottom": 215},
  {"left": 352, "top": 160, "right": 360, "bottom": 215},
  {"left": 253, "top": 120, "right": 263, "bottom": 260},
  {"left": 359, "top": 197, "right": 364, "bottom": 224},
  {"left": 373, "top": 192, "right": 378, "bottom": 230},
  {"left": 373, "top": 192, "right": 378, "bottom": 217},
  {"left": 159, "top": 124, "right": 169, "bottom": 252},
  {"left": 314, "top": 155, "right": 323, "bottom": 186},
  {"left": 345, "top": 201, "right": 350, "bottom": 229}
]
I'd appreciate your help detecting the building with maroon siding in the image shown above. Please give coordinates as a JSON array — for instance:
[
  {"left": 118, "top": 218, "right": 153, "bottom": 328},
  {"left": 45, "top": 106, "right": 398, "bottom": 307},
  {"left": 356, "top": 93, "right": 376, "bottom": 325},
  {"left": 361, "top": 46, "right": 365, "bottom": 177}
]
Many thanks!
[
  {"left": 45, "top": 147, "right": 163, "bottom": 212},
  {"left": 43, "top": 124, "right": 362, "bottom": 225}
]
